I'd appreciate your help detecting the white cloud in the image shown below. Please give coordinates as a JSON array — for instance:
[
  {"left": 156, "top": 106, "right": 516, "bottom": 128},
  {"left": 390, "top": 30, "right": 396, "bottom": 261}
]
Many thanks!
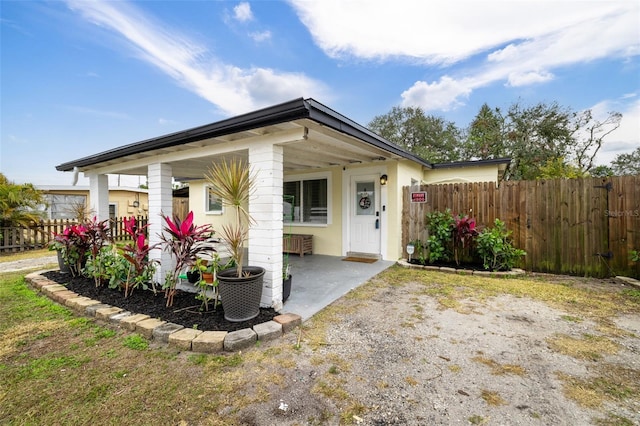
[
  {"left": 401, "top": 76, "right": 473, "bottom": 111},
  {"left": 290, "top": 1, "right": 636, "bottom": 62},
  {"left": 249, "top": 30, "right": 271, "bottom": 43},
  {"left": 594, "top": 97, "right": 640, "bottom": 165},
  {"left": 290, "top": 0, "right": 639, "bottom": 111},
  {"left": 506, "top": 70, "right": 554, "bottom": 87},
  {"left": 65, "top": 0, "right": 329, "bottom": 116},
  {"left": 233, "top": 2, "right": 253, "bottom": 23}
]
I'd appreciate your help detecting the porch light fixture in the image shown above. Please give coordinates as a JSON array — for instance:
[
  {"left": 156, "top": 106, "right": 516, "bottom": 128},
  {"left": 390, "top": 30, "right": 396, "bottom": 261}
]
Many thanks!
[{"left": 380, "top": 174, "right": 388, "bottom": 186}]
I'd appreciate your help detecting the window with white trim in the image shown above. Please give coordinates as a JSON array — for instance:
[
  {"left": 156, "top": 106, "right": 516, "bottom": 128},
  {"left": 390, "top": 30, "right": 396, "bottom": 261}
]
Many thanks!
[
  {"left": 204, "top": 185, "right": 223, "bottom": 214},
  {"left": 284, "top": 177, "right": 329, "bottom": 224}
]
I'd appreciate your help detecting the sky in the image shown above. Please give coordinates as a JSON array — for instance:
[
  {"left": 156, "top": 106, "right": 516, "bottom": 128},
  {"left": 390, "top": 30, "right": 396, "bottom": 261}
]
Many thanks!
[{"left": 1, "top": 0, "right": 639, "bottom": 186}]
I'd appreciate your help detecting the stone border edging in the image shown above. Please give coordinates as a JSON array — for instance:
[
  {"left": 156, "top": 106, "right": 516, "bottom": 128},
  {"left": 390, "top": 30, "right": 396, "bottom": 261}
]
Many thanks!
[
  {"left": 615, "top": 276, "right": 640, "bottom": 289},
  {"left": 396, "top": 259, "right": 526, "bottom": 277},
  {"left": 25, "top": 270, "right": 302, "bottom": 354}
]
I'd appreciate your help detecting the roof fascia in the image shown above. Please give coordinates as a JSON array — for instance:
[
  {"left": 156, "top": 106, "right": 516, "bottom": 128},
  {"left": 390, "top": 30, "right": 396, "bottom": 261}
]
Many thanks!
[
  {"left": 56, "top": 97, "right": 432, "bottom": 172},
  {"left": 431, "top": 157, "right": 512, "bottom": 169}
]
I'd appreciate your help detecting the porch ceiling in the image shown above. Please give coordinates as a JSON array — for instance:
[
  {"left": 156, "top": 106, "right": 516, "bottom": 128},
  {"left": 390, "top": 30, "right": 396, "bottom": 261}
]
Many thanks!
[{"left": 73, "top": 119, "right": 404, "bottom": 180}]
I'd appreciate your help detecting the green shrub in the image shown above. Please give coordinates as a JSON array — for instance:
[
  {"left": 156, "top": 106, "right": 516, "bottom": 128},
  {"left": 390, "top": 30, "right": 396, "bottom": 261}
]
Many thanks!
[
  {"left": 425, "top": 209, "right": 454, "bottom": 263},
  {"left": 630, "top": 250, "right": 639, "bottom": 263},
  {"left": 476, "top": 219, "right": 526, "bottom": 271}
]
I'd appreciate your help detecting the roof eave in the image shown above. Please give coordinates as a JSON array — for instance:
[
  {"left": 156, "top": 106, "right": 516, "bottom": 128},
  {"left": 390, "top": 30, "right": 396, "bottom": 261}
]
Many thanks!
[
  {"left": 56, "top": 97, "right": 432, "bottom": 172},
  {"left": 431, "top": 157, "right": 512, "bottom": 169}
]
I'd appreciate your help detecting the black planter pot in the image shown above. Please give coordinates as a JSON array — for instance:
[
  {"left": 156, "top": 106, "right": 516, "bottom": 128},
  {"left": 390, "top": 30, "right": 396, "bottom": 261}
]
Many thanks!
[
  {"left": 283, "top": 275, "right": 292, "bottom": 302},
  {"left": 57, "top": 250, "right": 70, "bottom": 274},
  {"left": 217, "top": 266, "right": 265, "bottom": 322},
  {"left": 186, "top": 271, "right": 201, "bottom": 284}
]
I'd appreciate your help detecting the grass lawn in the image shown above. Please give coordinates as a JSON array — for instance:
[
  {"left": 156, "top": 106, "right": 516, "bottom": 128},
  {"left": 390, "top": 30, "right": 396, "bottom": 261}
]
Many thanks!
[{"left": 1, "top": 261, "right": 639, "bottom": 425}]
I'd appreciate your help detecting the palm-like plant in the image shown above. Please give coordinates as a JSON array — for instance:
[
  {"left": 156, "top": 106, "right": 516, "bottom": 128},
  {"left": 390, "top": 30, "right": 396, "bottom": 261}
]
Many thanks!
[
  {"left": 0, "top": 173, "right": 45, "bottom": 227},
  {"left": 205, "top": 159, "right": 256, "bottom": 277}
]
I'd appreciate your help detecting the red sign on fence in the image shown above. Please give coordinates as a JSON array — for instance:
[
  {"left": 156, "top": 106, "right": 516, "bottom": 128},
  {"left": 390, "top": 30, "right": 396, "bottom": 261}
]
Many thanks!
[{"left": 411, "top": 191, "right": 427, "bottom": 203}]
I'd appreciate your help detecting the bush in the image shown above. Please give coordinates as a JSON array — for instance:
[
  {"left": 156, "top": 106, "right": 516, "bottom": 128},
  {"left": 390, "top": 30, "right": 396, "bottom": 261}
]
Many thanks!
[
  {"left": 476, "top": 219, "right": 526, "bottom": 271},
  {"left": 425, "top": 209, "right": 454, "bottom": 263}
]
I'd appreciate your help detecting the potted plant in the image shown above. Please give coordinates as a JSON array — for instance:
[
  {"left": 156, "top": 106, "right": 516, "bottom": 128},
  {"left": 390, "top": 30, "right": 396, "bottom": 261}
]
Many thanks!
[
  {"left": 205, "top": 159, "right": 265, "bottom": 322},
  {"left": 282, "top": 261, "right": 292, "bottom": 302},
  {"left": 48, "top": 223, "right": 90, "bottom": 276}
]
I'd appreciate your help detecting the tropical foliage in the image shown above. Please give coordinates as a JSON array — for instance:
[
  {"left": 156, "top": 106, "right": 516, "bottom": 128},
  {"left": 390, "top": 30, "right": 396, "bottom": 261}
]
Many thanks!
[
  {"left": 419, "top": 210, "right": 525, "bottom": 271},
  {"left": 160, "top": 211, "right": 214, "bottom": 307},
  {"left": 121, "top": 216, "right": 158, "bottom": 297},
  {"left": 205, "top": 159, "right": 256, "bottom": 278},
  {"left": 476, "top": 219, "right": 526, "bottom": 271},
  {"left": 0, "top": 173, "right": 45, "bottom": 227}
]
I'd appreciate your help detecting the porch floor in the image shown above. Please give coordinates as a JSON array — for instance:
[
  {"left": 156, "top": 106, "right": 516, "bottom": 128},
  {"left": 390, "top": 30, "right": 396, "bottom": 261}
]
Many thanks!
[{"left": 280, "top": 255, "right": 395, "bottom": 321}]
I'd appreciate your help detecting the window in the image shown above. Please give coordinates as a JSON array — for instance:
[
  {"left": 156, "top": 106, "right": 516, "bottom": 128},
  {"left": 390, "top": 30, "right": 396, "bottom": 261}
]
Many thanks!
[
  {"left": 204, "top": 185, "right": 223, "bottom": 214},
  {"left": 45, "top": 194, "right": 87, "bottom": 220},
  {"left": 284, "top": 176, "right": 328, "bottom": 224}
]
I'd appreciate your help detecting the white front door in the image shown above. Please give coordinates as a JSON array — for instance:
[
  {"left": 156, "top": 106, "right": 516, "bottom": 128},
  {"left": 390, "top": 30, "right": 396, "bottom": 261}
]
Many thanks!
[{"left": 349, "top": 175, "right": 381, "bottom": 255}]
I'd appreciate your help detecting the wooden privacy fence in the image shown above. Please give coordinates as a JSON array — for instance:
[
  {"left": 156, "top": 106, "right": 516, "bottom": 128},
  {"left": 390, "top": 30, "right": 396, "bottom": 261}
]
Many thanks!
[
  {"left": 402, "top": 175, "right": 640, "bottom": 278},
  {"left": 0, "top": 216, "right": 149, "bottom": 254}
]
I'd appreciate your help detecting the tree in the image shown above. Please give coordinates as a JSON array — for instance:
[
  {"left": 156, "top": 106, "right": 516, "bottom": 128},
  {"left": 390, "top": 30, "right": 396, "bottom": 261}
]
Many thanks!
[
  {"left": 538, "top": 157, "right": 586, "bottom": 179},
  {"left": 503, "top": 102, "right": 575, "bottom": 180},
  {"left": 463, "top": 101, "right": 622, "bottom": 180},
  {"left": 0, "top": 173, "right": 46, "bottom": 227},
  {"left": 611, "top": 147, "right": 640, "bottom": 176},
  {"left": 463, "top": 103, "right": 506, "bottom": 160},
  {"left": 589, "top": 165, "right": 614, "bottom": 177},
  {"left": 570, "top": 109, "right": 622, "bottom": 174},
  {"left": 368, "top": 106, "right": 463, "bottom": 163}
]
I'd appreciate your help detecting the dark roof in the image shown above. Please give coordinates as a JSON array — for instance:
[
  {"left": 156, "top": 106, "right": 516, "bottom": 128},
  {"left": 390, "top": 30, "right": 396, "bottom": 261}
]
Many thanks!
[
  {"left": 431, "top": 157, "right": 511, "bottom": 169},
  {"left": 56, "top": 98, "right": 432, "bottom": 172}
]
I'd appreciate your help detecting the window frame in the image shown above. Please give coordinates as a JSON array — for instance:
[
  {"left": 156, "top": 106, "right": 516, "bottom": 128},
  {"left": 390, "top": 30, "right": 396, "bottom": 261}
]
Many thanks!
[
  {"left": 204, "top": 185, "right": 224, "bottom": 215},
  {"left": 283, "top": 171, "right": 331, "bottom": 226}
]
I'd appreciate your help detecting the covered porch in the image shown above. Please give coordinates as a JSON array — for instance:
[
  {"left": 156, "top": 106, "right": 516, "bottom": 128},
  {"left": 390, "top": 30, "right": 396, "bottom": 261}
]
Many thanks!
[
  {"left": 56, "top": 98, "right": 430, "bottom": 311},
  {"left": 279, "top": 254, "right": 395, "bottom": 321}
]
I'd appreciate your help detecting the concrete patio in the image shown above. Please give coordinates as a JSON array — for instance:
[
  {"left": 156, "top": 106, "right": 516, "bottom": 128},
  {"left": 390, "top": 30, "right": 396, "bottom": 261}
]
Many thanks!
[{"left": 279, "top": 254, "right": 395, "bottom": 321}]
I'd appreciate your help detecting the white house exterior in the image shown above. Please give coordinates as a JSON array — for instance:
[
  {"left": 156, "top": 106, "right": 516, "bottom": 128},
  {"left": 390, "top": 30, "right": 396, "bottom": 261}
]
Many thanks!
[{"left": 56, "top": 98, "right": 508, "bottom": 310}]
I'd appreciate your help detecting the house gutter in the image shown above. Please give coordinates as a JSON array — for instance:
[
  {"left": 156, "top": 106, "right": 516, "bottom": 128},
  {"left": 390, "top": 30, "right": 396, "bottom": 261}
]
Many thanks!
[{"left": 56, "top": 97, "right": 433, "bottom": 172}]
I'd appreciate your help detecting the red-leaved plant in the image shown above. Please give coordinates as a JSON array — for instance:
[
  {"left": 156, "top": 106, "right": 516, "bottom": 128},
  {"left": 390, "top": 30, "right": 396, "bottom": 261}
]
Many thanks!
[
  {"left": 83, "top": 216, "right": 112, "bottom": 286},
  {"left": 49, "top": 224, "right": 89, "bottom": 276},
  {"left": 160, "top": 211, "right": 214, "bottom": 307},
  {"left": 121, "top": 216, "right": 158, "bottom": 297},
  {"left": 452, "top": 214, "right": 478, "bottom": 266}
]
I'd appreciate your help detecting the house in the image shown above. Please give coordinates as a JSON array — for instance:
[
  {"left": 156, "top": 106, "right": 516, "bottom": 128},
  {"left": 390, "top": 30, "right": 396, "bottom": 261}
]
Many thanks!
[
  {"left": 56, "top": 98, "right": 509, "bottom": 310},
  {"left": 38, "top": 185, "right": 149, "bottom": 220}
]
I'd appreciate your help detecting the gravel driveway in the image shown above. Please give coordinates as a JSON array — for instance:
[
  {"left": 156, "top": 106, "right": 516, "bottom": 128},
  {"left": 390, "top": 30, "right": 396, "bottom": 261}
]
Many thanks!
[{"left": 235, "top": 270, "right": 640, "bottom": 425}]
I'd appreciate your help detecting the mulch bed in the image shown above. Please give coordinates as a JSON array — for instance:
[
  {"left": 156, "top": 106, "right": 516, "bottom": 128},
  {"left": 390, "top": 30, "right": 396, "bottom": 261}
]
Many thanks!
[{"left": 42, "top": 271, "right": 278, "bottom": 332}]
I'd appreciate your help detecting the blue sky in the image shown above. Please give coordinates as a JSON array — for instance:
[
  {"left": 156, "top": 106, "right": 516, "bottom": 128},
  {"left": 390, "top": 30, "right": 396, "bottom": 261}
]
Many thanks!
[{"left": 2, "top": 0, "right": 638, "bottom": 186}]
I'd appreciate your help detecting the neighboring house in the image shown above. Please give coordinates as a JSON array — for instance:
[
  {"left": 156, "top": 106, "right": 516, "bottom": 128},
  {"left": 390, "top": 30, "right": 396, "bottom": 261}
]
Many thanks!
[
  {"left": 55, "top": 98, "right": 509, "bottom": 309},
  {"left": 38, "top": 185, "right": 149, "bottom": 220}
]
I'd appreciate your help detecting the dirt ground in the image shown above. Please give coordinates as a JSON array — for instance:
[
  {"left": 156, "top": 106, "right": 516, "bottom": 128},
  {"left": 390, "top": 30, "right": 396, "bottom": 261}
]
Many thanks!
[{"left": 234, "top": 272, "right": 640, "bottom": 426}]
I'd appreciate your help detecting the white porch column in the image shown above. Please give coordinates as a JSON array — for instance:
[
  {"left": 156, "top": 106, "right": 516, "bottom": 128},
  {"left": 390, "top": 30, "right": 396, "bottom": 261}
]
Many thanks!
[
  {"left": 148, "top": 163, "right": 173, "bottom": 284},
  {"left": 248, "top": 143, "right": 283, "bottom": 310},
  {"left": 88, "top": 174, "right": 109, "bottom": 221}
]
